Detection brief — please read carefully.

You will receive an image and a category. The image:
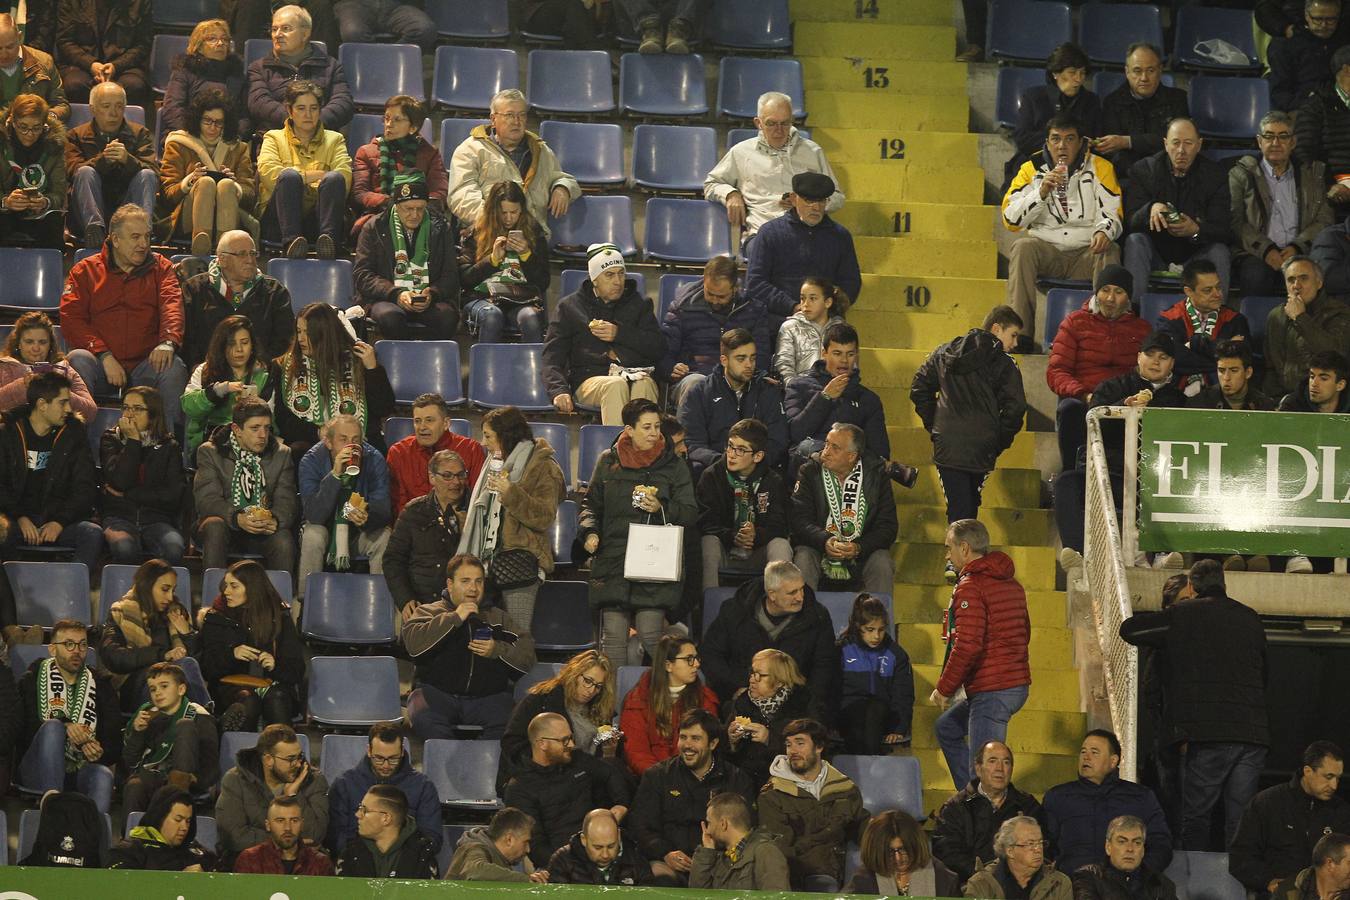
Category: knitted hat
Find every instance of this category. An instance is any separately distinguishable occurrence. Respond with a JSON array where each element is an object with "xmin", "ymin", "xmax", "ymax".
[
  {"xmin": 392, "ymin": 173, "xmax": 428, "ymax": 203},
  {"xmin": 1094, "ymin": 263, "xmax": 1133, "ymax": 299},
  {"xmin": 587, "ymin": 242, "xmax": 625, "ymax": 281}
]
